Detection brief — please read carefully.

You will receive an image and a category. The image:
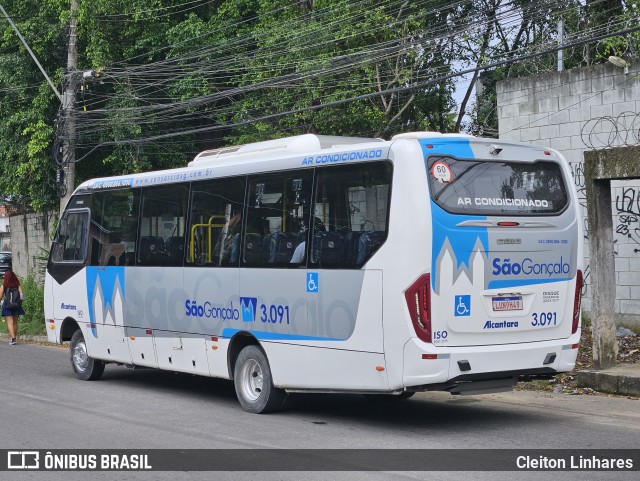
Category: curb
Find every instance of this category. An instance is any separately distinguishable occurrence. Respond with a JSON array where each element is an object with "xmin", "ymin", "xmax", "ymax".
[
  {"xmin": 576, "ymin": 365, "xmax": 640, "ymax": 397},
  {"xmin": 0, "ymin": 333, "xmax": 49, "ymax": 343}
]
